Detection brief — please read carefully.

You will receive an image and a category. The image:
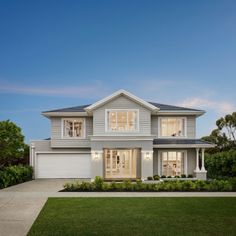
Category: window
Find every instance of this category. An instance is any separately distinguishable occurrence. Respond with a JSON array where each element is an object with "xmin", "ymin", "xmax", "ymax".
[
  {"xmin": 160, "ymin": 118, "xmax": 186, "ymax": 137},
  {"xmin": 106, "ymin": 110, "xmax": 138, "ymax": 132},
  {"xmin": 63, "ymin": 118, "xmax": 85, "ymax": 138},
  {"xmin": 161, "ymin": 151, "xmax": 185, "ymax": 176}
]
